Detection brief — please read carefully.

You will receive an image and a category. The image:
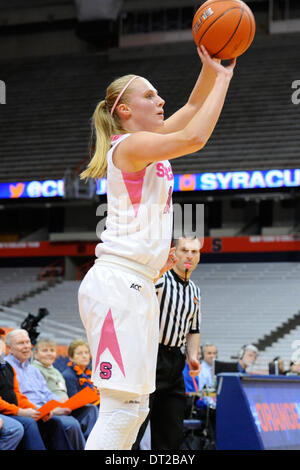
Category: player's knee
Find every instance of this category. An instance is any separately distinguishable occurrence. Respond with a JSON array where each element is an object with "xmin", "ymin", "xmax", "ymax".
[
  {"xmin": 85, "ymin": 408, "xmax": 140, "ymax": 450},
  {"xmin": 85, "ymin": 390, "xmax": 147, "ymax": 450}
]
